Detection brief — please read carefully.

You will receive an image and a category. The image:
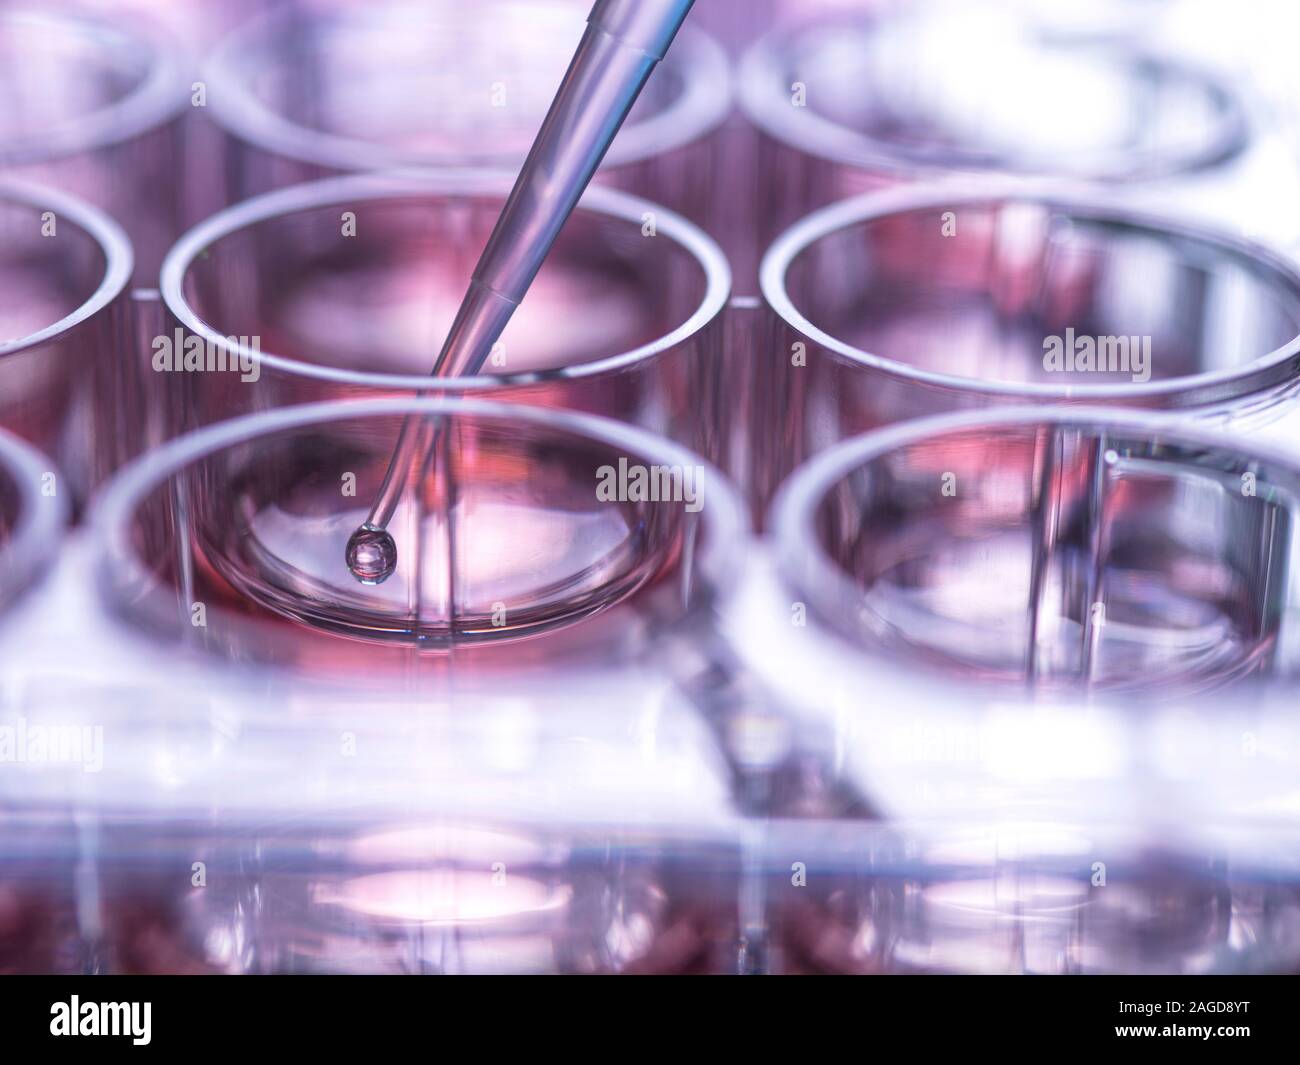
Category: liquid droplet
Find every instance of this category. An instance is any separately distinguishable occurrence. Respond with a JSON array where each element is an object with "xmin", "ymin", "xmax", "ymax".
[{"xmin": 346, "ymin": 524, "xmax": 398, "ymax": 585}]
